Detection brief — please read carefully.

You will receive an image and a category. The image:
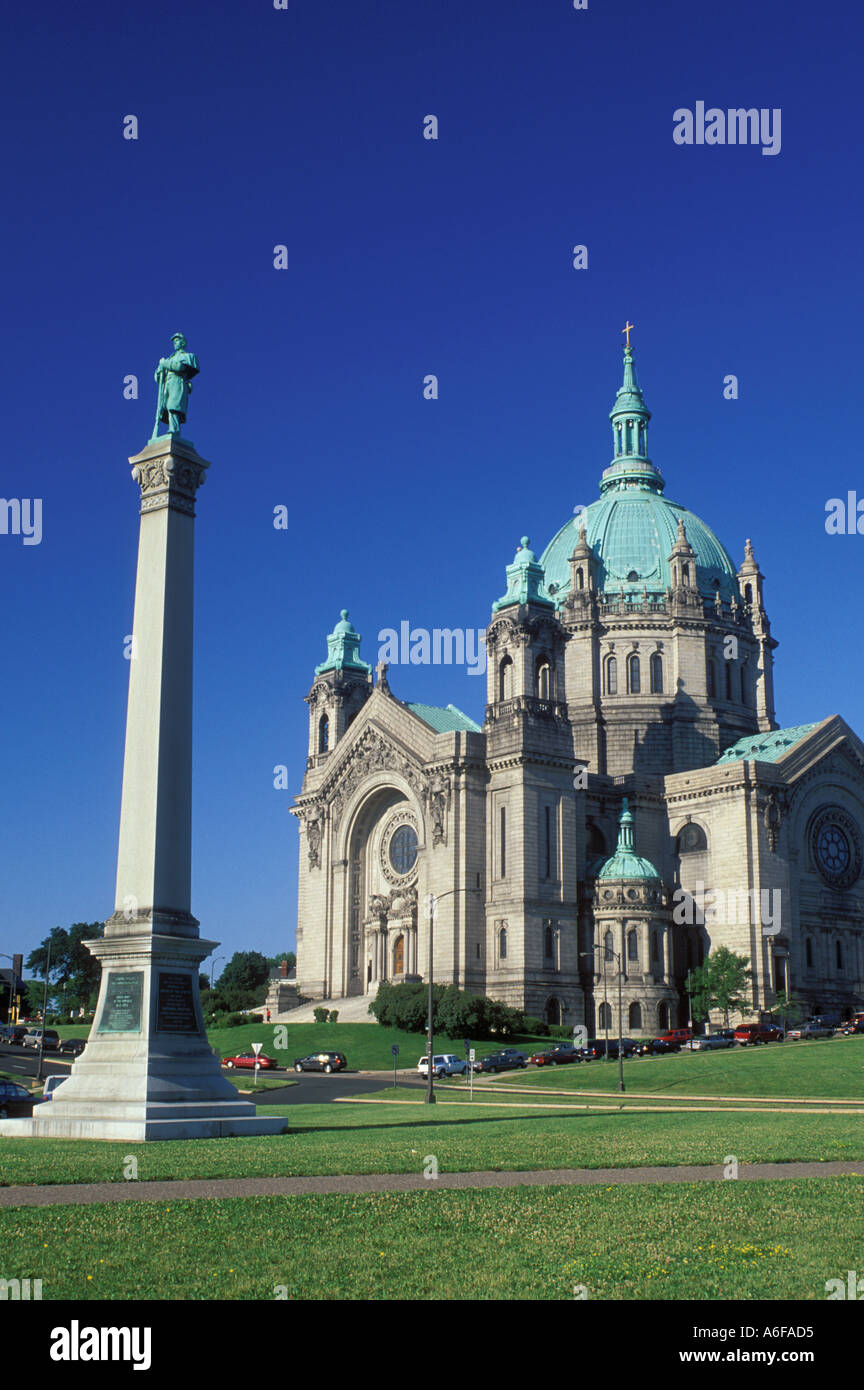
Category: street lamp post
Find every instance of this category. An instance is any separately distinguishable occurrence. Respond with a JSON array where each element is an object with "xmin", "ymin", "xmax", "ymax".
[
  {"xmin": 578, "ymin": 946, "xmax": 623, "ymax": 1090},
  {"xmin": 209, "ymin": 955, "xmax": 224, "ymax": 989},
  {"xmin": 36, "ymin": 938, "xmax": 52, "ymax": 1084},
  {"xmin": 425, "ymin": 887, "xmax": 480, "ymax": 1105}
]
